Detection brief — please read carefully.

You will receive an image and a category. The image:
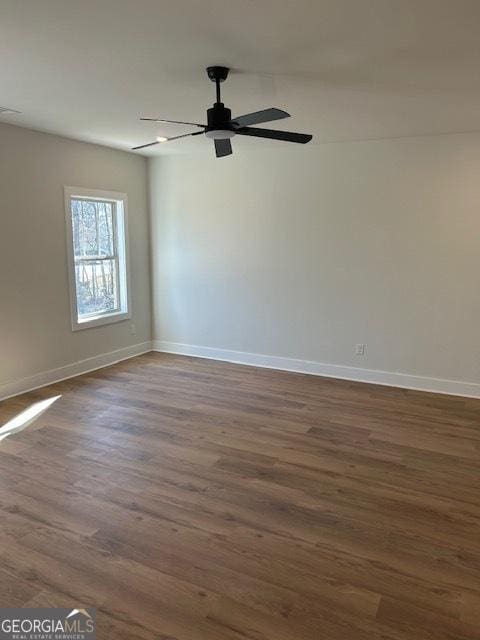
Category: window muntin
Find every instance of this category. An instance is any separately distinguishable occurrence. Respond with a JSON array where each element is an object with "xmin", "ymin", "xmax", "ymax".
[{"xmin": 65, "ymin": 188, "xmax": 130, "ymax": 330}]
